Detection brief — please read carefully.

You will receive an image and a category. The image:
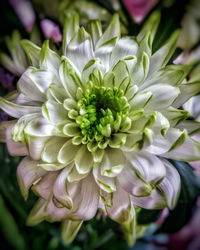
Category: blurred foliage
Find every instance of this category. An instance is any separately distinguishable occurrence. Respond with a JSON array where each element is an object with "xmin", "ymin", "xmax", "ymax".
[{"xmin": 0, "ymin": 0, "xmax": 200, "ymax": 249}]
